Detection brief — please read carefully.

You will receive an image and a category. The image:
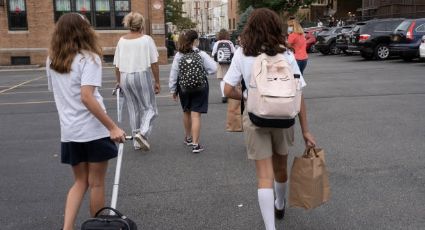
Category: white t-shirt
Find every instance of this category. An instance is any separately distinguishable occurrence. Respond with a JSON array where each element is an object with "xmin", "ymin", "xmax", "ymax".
[
  {"xmin": 47, "ymin": 52, "xmax": 110, "ymax": 142},
  {"xmin": 113, "ymin": 35, "xmax": 159, "ymax": 73},
  {"xmin": 168, "ymin": 48, "xmax": 217, "ymax": 93},
  {"xmin": 223, "ymin": 48, "xmax": 306, "ymax": 90},
  {"xmin": 211, "ymin": 40, "xmax": 236, "ymax": 57}
]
